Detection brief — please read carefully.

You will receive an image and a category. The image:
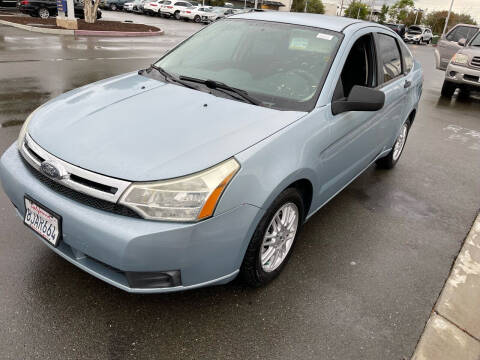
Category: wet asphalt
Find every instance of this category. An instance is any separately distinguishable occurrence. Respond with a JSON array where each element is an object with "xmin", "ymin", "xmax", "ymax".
[{"xmin": 1, "ymin": 11, "xmax": 480, "ymax": 360}]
